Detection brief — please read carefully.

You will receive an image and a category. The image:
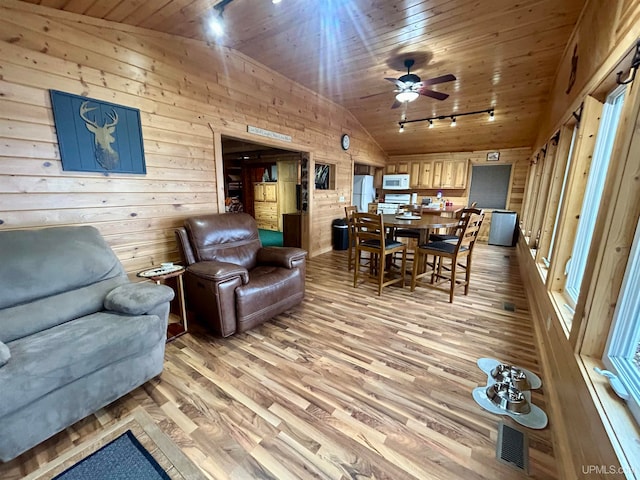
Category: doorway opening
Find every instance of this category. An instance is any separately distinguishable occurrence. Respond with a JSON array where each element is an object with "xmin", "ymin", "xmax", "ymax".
[{"xmin": 221, "ymin": 136, "xmax": 304, "ymax": 247}]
